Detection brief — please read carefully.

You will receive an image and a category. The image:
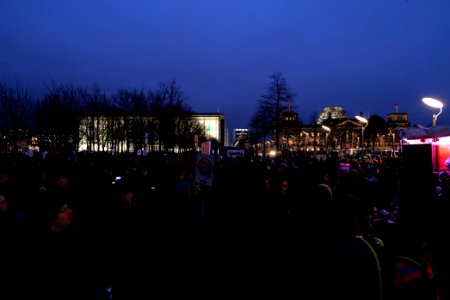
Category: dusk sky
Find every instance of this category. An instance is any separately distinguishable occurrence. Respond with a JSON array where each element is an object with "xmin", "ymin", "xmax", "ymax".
[{"xmin": 2, "ymin": 0, "xmax": 450, "ymax": 133}]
